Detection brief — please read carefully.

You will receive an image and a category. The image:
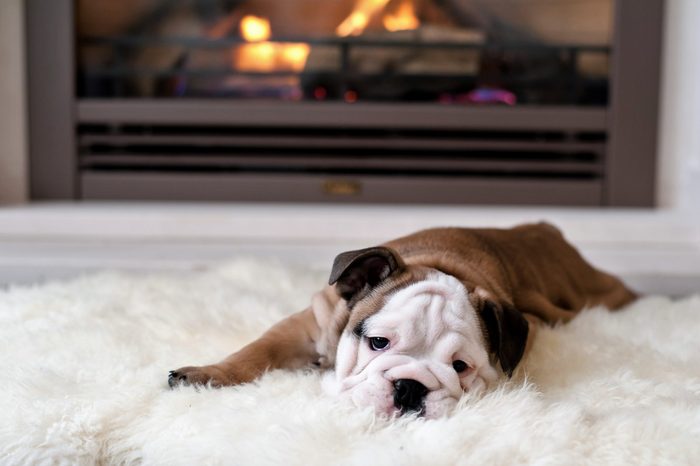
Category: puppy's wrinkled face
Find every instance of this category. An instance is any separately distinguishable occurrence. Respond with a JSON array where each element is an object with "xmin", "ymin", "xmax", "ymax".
[{"xmin": 323, "ymin": 269, "xmax": 499, "ymax": 419}]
